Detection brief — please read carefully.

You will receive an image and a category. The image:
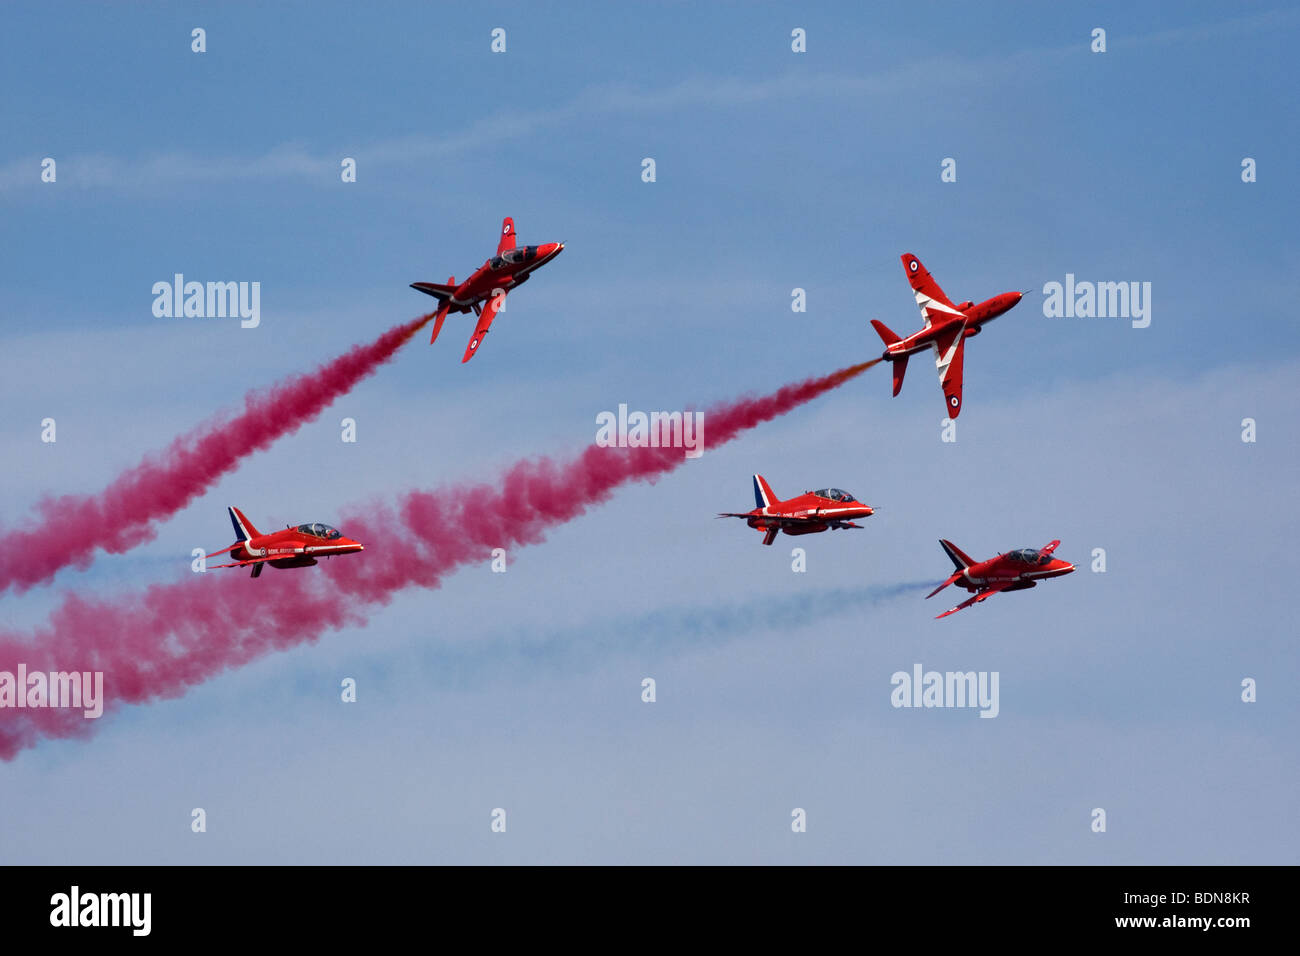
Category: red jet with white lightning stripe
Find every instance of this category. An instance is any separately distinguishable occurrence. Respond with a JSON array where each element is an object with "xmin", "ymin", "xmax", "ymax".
[
  {"xmin": 871, "ymin": 254, "xmax": 1023, "ymax": 417},
  {"xmin": 207, "ymin": 507, "xmax": 365, "ymax": 578},
  {"xmin": 719, "ymin": 474, "xmax": 874, "ymax": 546},
  {"xmin": 926, "ymin": 539, "xmax": 1074, "ymax": 618},
  {"xmin": 411, "ymin": 217, "xmax": 564, "ymax": 363}
]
